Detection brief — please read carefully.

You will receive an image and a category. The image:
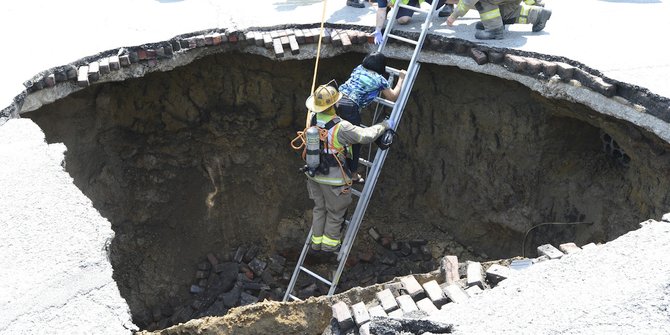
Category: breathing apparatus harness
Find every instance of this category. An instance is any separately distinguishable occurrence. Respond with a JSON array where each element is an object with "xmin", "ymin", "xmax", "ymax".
[{"xmin": 291, "ymin": 111, "xmax": 352, "ymax": 186}]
